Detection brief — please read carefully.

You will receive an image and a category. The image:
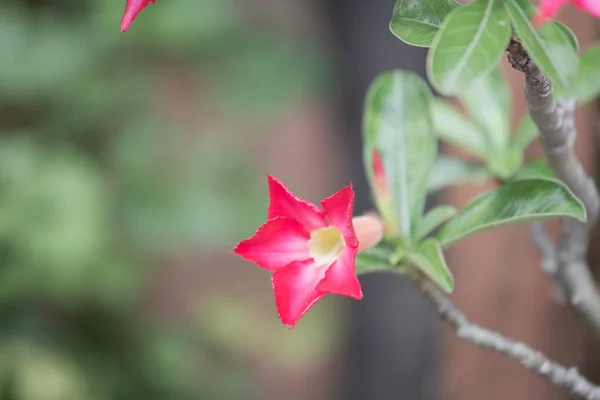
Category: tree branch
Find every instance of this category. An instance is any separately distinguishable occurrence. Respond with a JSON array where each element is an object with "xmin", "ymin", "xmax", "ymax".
[
  {"xmin": 530, "ymin": 222, "xmax": 570, "ymax": 304},
  {"xmin": 419, "ymin": 279, "xmax": 600, "ymax": 400},
  {"xmin": 507, "ymin": 39, "xmax": 600, "ymax": 335}
]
